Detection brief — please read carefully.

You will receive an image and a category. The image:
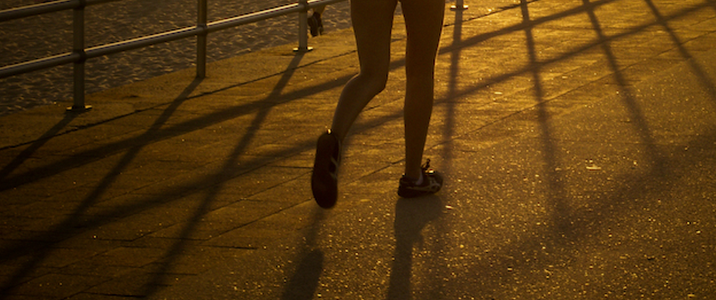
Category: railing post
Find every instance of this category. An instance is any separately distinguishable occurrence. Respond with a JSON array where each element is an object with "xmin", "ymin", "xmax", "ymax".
[
  {"xmin": 69, "ymin": 0, "xmax": 91, "ymax": 112},
  {"xmin": 197, "ymin": 0, "xmax": 207, "ymax": 78},
  {"xmin": 451, "ymin": 0, "xmax": 468, "ymax": 11},
  {"xmin": 293, "ymin": 0, "xmax": 313, "ymax": 53}
]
